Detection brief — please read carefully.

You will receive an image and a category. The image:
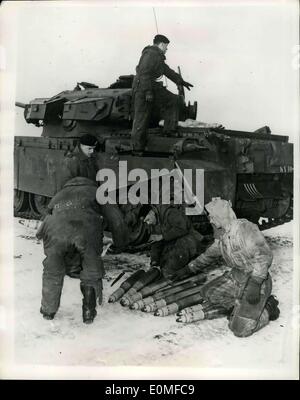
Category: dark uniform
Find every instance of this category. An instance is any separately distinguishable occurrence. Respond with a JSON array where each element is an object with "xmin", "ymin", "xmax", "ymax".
[
  {"xmin": 150, "ymin": 204, "xmax": 205, "ymax": 279},
  {"xmin": 60, "ymin": 139, "xmax": 99, "ymax": 277},
  {"xmin": 61, "ymin": 145, "xmax": 98, "ymax": 187},
  {"xmin": 37, "ymin": 177, "xmax": 104, "ymax": 324},
  {"xmin": 131, "ymin": 45, "xmax": 184, "ymax": 151}
]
